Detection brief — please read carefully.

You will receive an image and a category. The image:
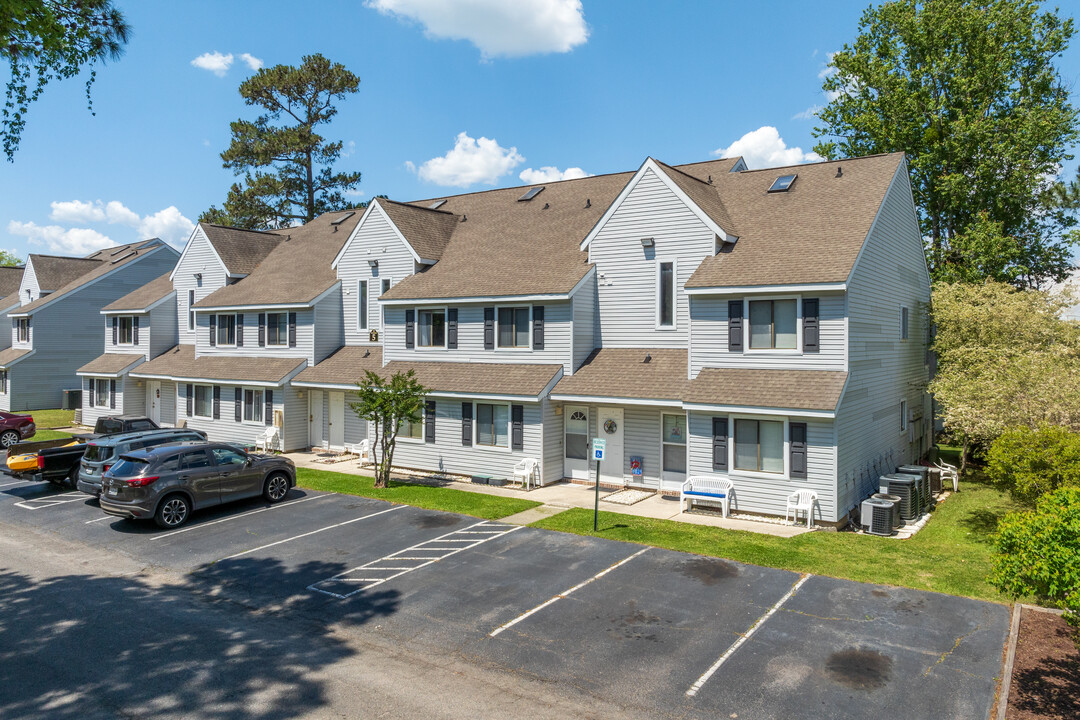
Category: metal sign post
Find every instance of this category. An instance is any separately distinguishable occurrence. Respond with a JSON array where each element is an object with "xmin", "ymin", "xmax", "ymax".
[{"xmin": 592, "ymin": 438, "xmax": 606, "ymax": 531}]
